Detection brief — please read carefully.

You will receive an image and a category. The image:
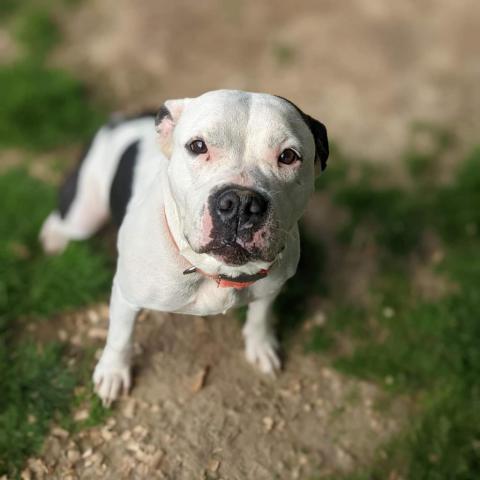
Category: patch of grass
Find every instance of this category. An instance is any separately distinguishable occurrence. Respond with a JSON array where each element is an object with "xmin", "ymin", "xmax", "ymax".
[
  {"xmin": 0, "ymin": 0, "xmax": 77, "ymax": 23},
  {"xmin": 272, "ymin": 42, "xmax": 296, "ymax": 66},
  {"xmin": 313, "ymin": 145, "xmax": 480, "ymax": 479},
  {"xmin": 14, "ymin": 6, "xmax": 61, "ymax": 61},
  {"xmin": 335, "ymin": 185, "xmax": 427, "ymax": 255},
  {"xmin": 327, "ymin": 306, "xmax": 370, "ymax": 337},
  {"xmin": 0, "ymin": 342, "xmax": 76, "ymax": 474},
  {"xmin": 0, "ymin": 62, "xmax": 104, "ymax": 151},
  {"xmin": 0, "ymin": 169, "xmax": 112, "ymax": 476},
  {"xmin": 307, "ymin": 324, "xmax": 335, "ymax": 352},
  {"xmin": 431, "ymin": 147, "xmax": 480, "ymax": 244},
  {"xmin": 0, "ymin": 0, "xmax": 22, "ymax": 20},
  {"xmin": 306, "ymin": 306, "xmax": 369, "ymax": 354},
  {"xmin": 0, "ymin": 0, "xmax": 105, "ymax": 152},
  {"xmin": 404, "ymin": 123, "xmax": 454, "ymax": 179}
]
